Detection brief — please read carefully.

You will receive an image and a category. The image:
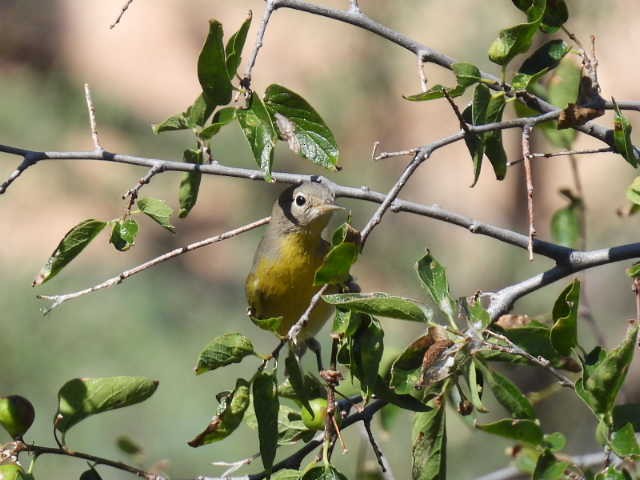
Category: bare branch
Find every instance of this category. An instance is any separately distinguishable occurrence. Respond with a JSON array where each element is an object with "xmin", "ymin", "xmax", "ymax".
[
  {"xmin": 374, "ymin": 147, "xmax": 419, "ymax": 161},
  {"xmin": 243, "ymin": 0, "xmax": 276, "ymax": 87},
  {"xmin": 287, "ymin": 284, "xmax": 330, "ymax": 343},
  {"xmin": 37, "ymin": 217, "xmax": 270, "ymax": 314},
  {"xmin": 211, "ymin": 453, "xmax": 260, "ymax": 478},
  {"xmin": 521, "ymin": 123, "xmax": 536, "ymax": 261},
  {"xmin": 123, "ymin": 163, "xmax": 165, "ymax": 210},
  {"xmin": 507, "ymin": 147, "xmax": 613, "ymax": 166},
  {"xmin": 110, "ymin": 0, "xmax": 135, "ymax": 29},
  {"xmin": 84, "ymin": 84, "xmax": 103, "ymax": 152},
  {"xmin": 417, "ymin": 51, "xmax": 428, "ymax": 92}
]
